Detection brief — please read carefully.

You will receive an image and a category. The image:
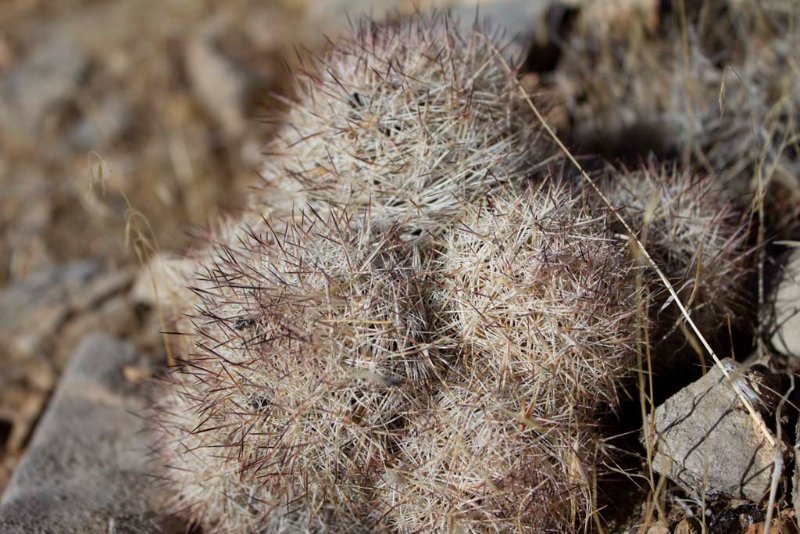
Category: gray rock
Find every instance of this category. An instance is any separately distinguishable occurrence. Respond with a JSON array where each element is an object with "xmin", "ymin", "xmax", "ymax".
[
  {"xmin": 770, "ymin": 250, "xmax": 800, "ymax": 361},
  {"xmin": 0, "ymin": 261, "xmax": 137, "ymax": 366},
  {"xmin": 305, "ymin": 0, "xmax": 405, "ymax": 30},
  {"xmin": 0, "ymin": 334, "xmax": 174, "ymax": 533},
  {"xmin": 0, "ymin": 260, "xmax": 104, "ymax": 361},
  {"xmin": 303, "ymin": 0, "xmax": 546, "ymax": 63},
  {"xmin": 68, "ymin": 95, "xmax": 133, "ymax": 151},
  {"xmin": 451, "ymin": 0, "xmax": 548, "ymax": 61},
  {"xmin": 0, "ymin": 261, "xmax": 103, "ymax": 321},
  {"xmin": 108, "ymin": 512, "xmax": 184, "ymax": 534},
  {"xmin": 647, "ymin": 359, "xmax": 781, "ymax": 501}
]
